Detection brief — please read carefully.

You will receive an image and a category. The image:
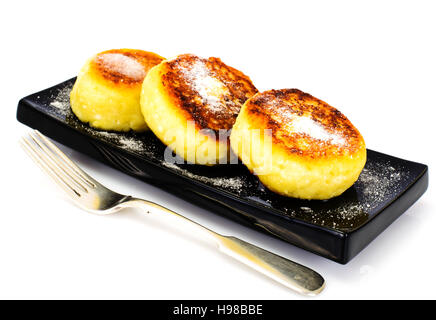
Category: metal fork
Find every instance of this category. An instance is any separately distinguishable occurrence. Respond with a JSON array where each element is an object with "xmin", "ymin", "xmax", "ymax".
[{"xmin": 20, "ymin": 130, "xmax": 325, "ymax": 296}]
